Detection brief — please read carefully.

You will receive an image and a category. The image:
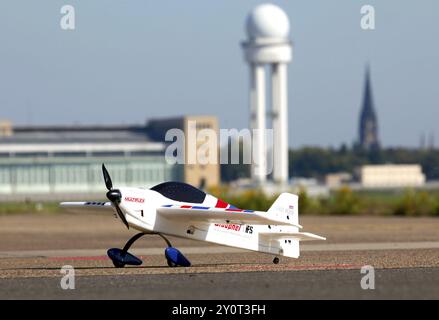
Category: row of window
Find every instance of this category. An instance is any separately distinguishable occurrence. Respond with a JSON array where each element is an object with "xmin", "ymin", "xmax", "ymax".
[
  {"xmin": 0, "ymin": 151, "xmax": 161, "ymax": 158},
  {"xmin": 0, "ymin": 164, "xmax": 180, "ymax": 185}
]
